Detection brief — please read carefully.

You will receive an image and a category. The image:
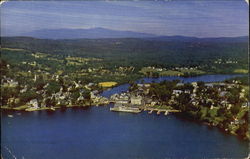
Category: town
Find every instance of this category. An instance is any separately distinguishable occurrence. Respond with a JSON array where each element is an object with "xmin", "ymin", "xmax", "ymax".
[
  {"xmin": 109, "ymin": 79, "xmax": 249, "ymax": 139},
  {"xmin": 1, "ymin": 74, "xmax": 110, "ymax": 111}
]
